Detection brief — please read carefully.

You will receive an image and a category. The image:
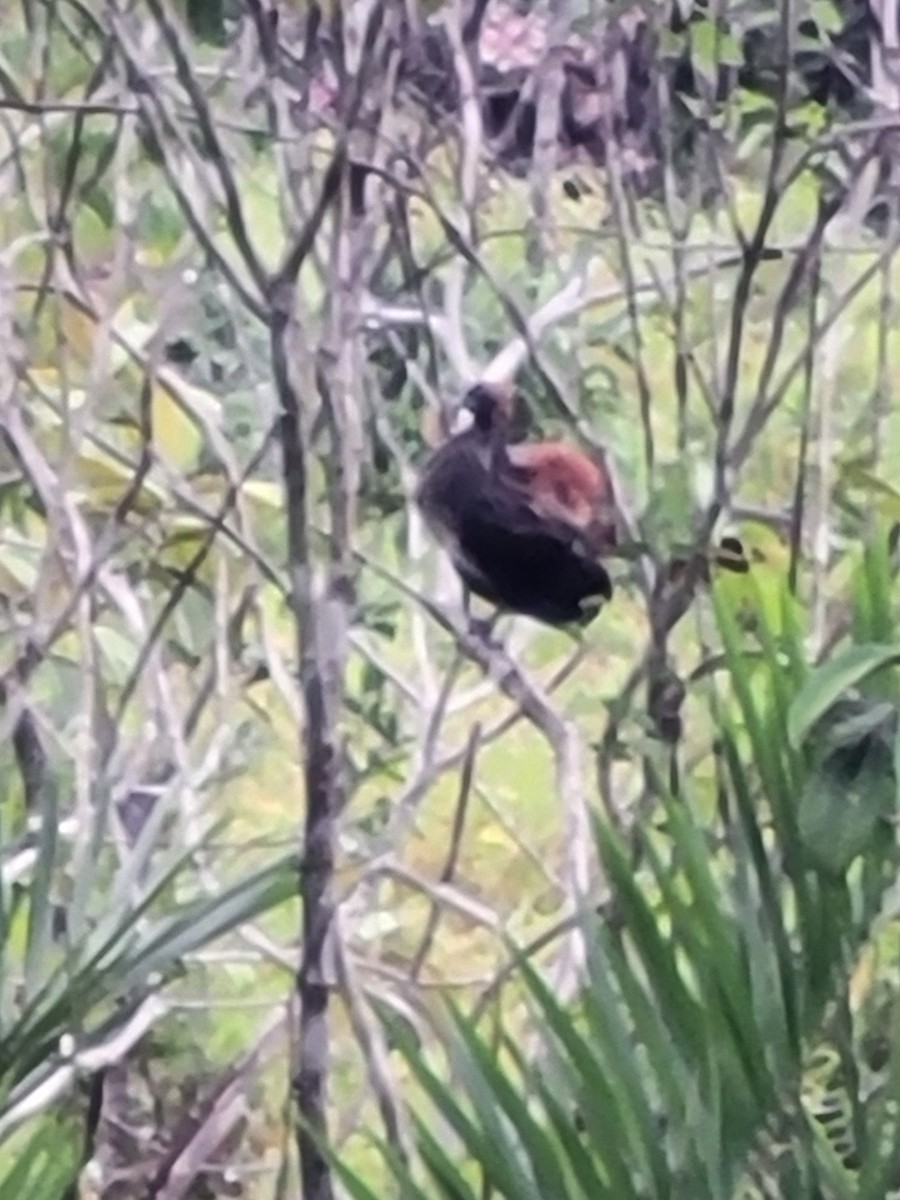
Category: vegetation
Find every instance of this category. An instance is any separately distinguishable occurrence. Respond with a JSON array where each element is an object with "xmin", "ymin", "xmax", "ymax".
[{"xmin": 2, "ymin": 1, "xmax": 900, "ymax": 1197}]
